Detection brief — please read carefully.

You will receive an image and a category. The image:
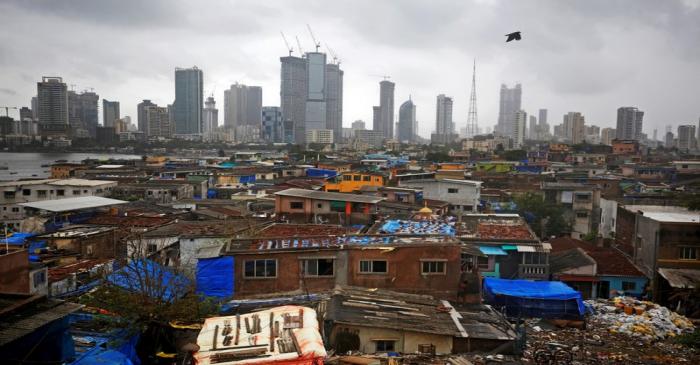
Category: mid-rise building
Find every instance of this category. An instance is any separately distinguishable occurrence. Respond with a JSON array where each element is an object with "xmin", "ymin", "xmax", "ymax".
[
  {"xmin": 37, "ymin": 77, "xmax": 69, "ymax": 137},
  {"xmin": 677, "ymin": 125, "xmax": 697, "ymax": 151},
  {"xmin": 616, "ymin": 107, "xmax": 644, "ymax": 141},
  {"xmin": 305, "ymin": 129, "xmax": 333, "ymax": 144},
  {"xmin": 262, "ymin": 106, "xmax": 283, "ymax": 143},
  {"xmin": 173, "ymin": 66, "xmax": 203, "ymax": 135},
  {"xmin": 435, "ymin": 94, "xmax": 454, "ymax": 136},
  {"xmin": 397, "ymin": 98, "xmax": 416, "ymax": 143},
  {"xmin": 496, "ymin": 83, "xmax": 522, "ymax": 139},
  {"xmin": 601, "ymin": 128, "xmax": 616, "ymax": 145},
  {"xmin": 352, "ymin": 120, "xmax": 365, "ymax": 131},
  {"xmin": 355, "ymin": 129, "xmax": 384, "ymax": 148},
  {"xmin": 67, "ymin": 90, "xmax": 99, "ymax": 138},
  {"xmin": 224, "ymin": 83, "xmax": 262, "ymax": 142},
  {"xmin": 102, "ymin": 99, "xmax": 120, "ymax": 128},
  {"xmin": 325, "ymin": 63, "xmax": 343, "ymax": 141},
  {"xmin": 146, "ymin": 105, "xmax": 172, "ymax": 138}
]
